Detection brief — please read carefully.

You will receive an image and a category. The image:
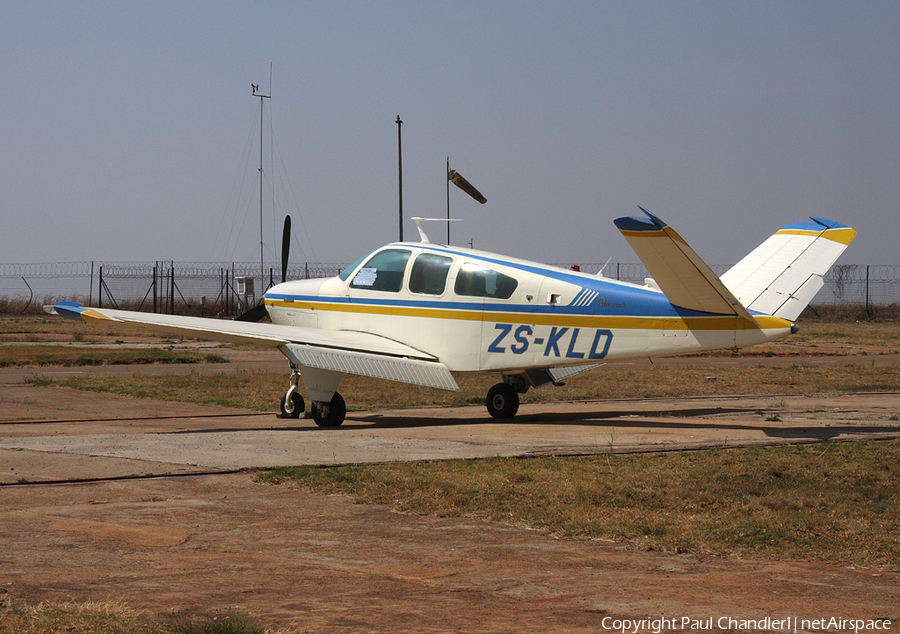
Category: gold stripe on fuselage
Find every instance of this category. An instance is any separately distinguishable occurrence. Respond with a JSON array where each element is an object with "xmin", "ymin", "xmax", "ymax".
[{"xmin": 266, "ymin": 299, "xmax": 791, "ymax": 331}]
